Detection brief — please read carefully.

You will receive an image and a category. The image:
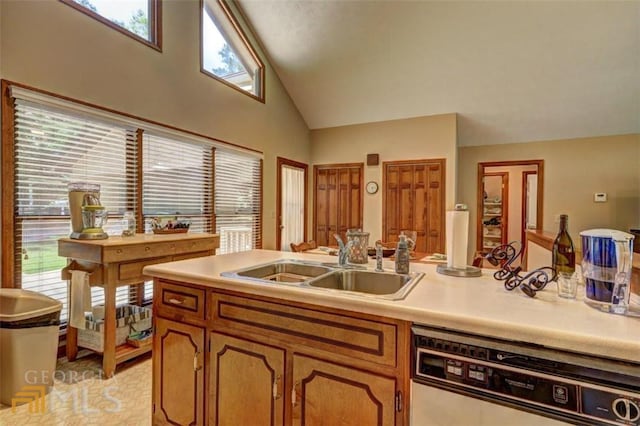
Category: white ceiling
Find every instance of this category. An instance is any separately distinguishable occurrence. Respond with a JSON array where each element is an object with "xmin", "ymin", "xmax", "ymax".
[{"xmin": 238, "ymin": 0, "xmax": 639, "ymax": 146}]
